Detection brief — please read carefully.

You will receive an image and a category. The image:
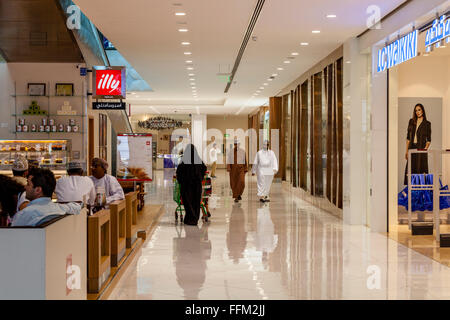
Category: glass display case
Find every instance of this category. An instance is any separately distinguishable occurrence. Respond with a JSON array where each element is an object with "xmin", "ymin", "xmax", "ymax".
[{"xmin": 0, "ymin": 140, "xmax": 71, "ymax": 171}]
